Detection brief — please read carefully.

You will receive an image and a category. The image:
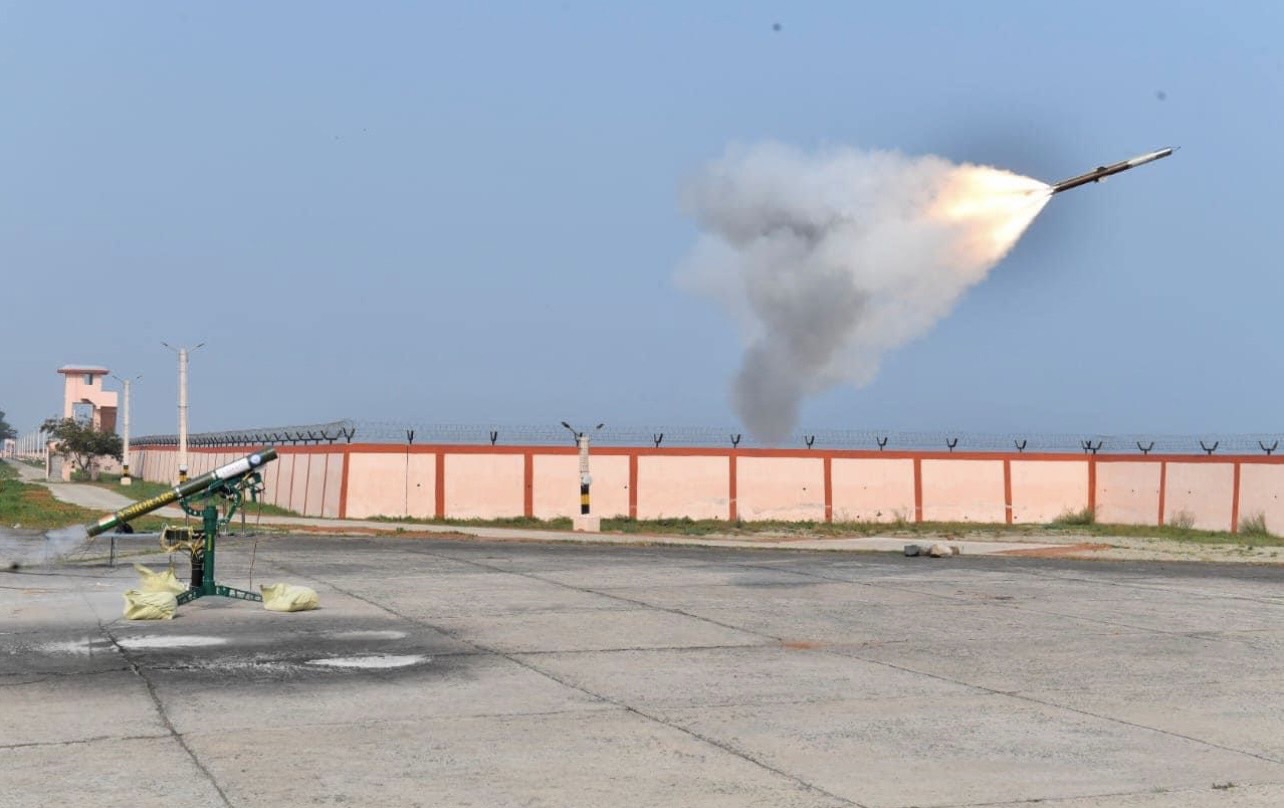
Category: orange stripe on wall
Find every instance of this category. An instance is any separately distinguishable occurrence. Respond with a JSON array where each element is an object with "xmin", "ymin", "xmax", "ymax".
[
  {"xmin": 302, "ymin": 454, "xmax": 313, "ymax": 516},
  {"xmin": 1157, "ymin": 461, "xmax": 1167, "ymax": 526},
  {"xmin": 286, "ymin": 454, "xmax": 297, "ymax": 512},
  {"xmin": 1087, "ymin": 458, "xmax": 1097, "ymax": 515},
  {"xmin": 523, "ymin": 452, "xmax": 533, "ymax": 519},
  {"xmin": 729, "ymin": 453, "xmax": 738, "ymax": 522},
  {"xmin": 338, "ymin": 447, "xmax": 351, "ymax": 519},
  {"xmin": 1231, "ymin": 461, "xmax": 1242, "ymax": 534},
  {"xmin": 823, "ymin": 456, "xmax": 833, "ymax": 523},
  {"xmin": 913, "ymin": 458, "xmax": 923, "ymax": 523},
  {"xmin": 319, "ymin": 453, "xmax": 330, "ymax": 518},
  {"xmin": 628, "ymin": 452, "xmax": 638, "ymax": 520},
  {"xmin": 1003, "ymin": 459, "xmax": 1013, "ymax": 525},
  {"xmin": 435, "ymin": 453, "xmax": 445, "ymax": 519}
]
